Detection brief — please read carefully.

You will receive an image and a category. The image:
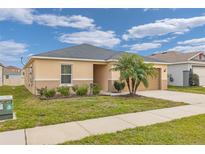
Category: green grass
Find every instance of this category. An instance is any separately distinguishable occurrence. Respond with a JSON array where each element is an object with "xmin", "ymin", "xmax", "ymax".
[
  {"xmin": 168, "ymin": 85, "xmax": 205, "ymax": 94},
  {"xmin": 64, "ymin": 114, "xmax": 205, "ymax": 145},
  {"xmin": 0, "ymin": 86, "xmax": 186, "ymax": 132}
]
